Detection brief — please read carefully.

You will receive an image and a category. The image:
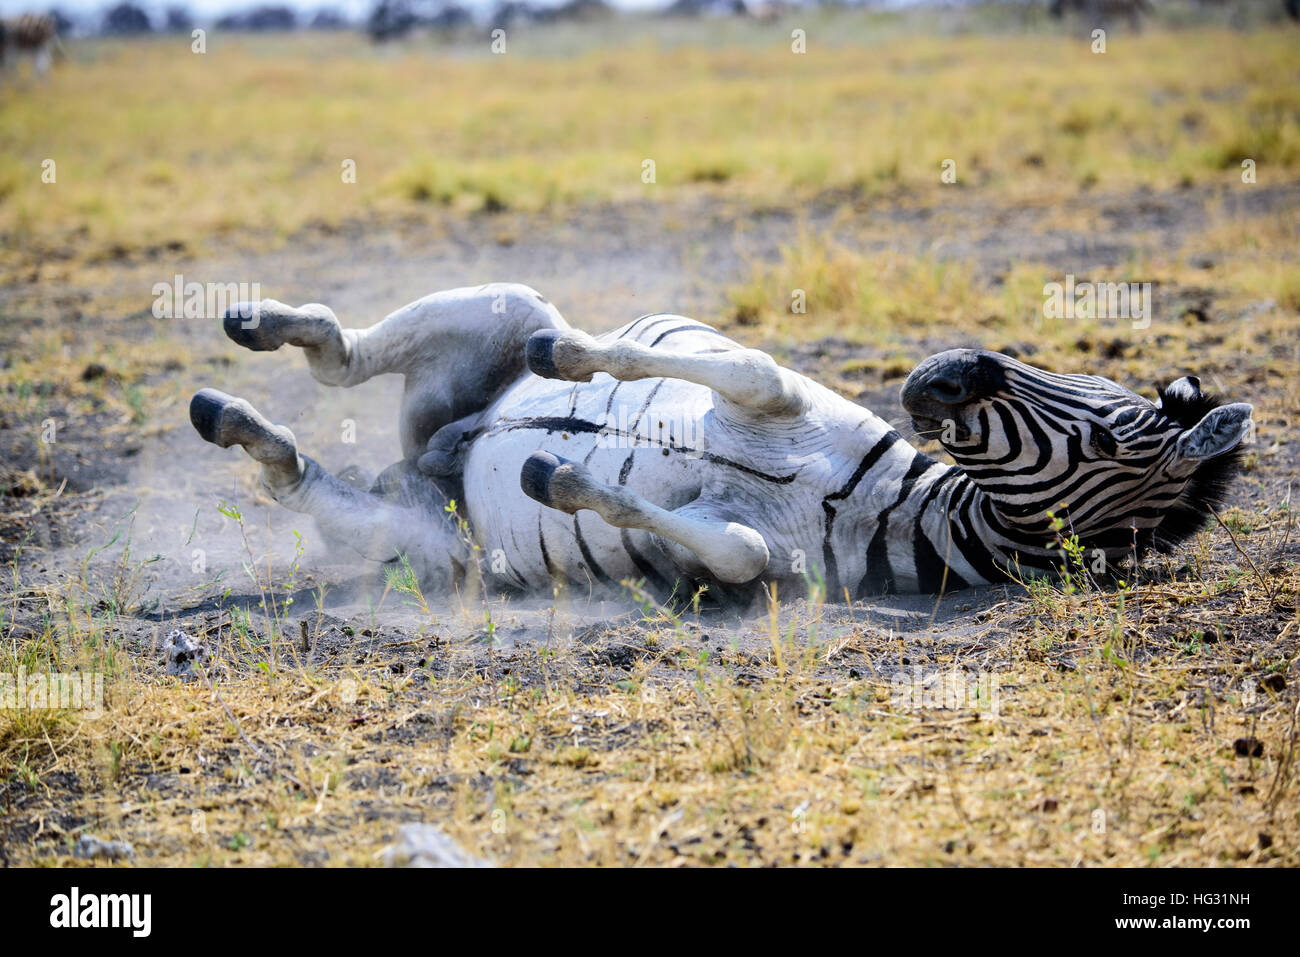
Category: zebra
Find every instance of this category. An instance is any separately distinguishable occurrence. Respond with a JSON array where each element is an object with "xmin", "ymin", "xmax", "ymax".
[
  {"xmin": 0, "ymin": 13, "xmax": 61, "ymax": 77},
  {"xmin": 189, "ymin": 284, "xmax": 1253, "ymax": 605},
  {"xmin": 1048, "ymin": 0, "xmax": 1152, "ymax": 29}
]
